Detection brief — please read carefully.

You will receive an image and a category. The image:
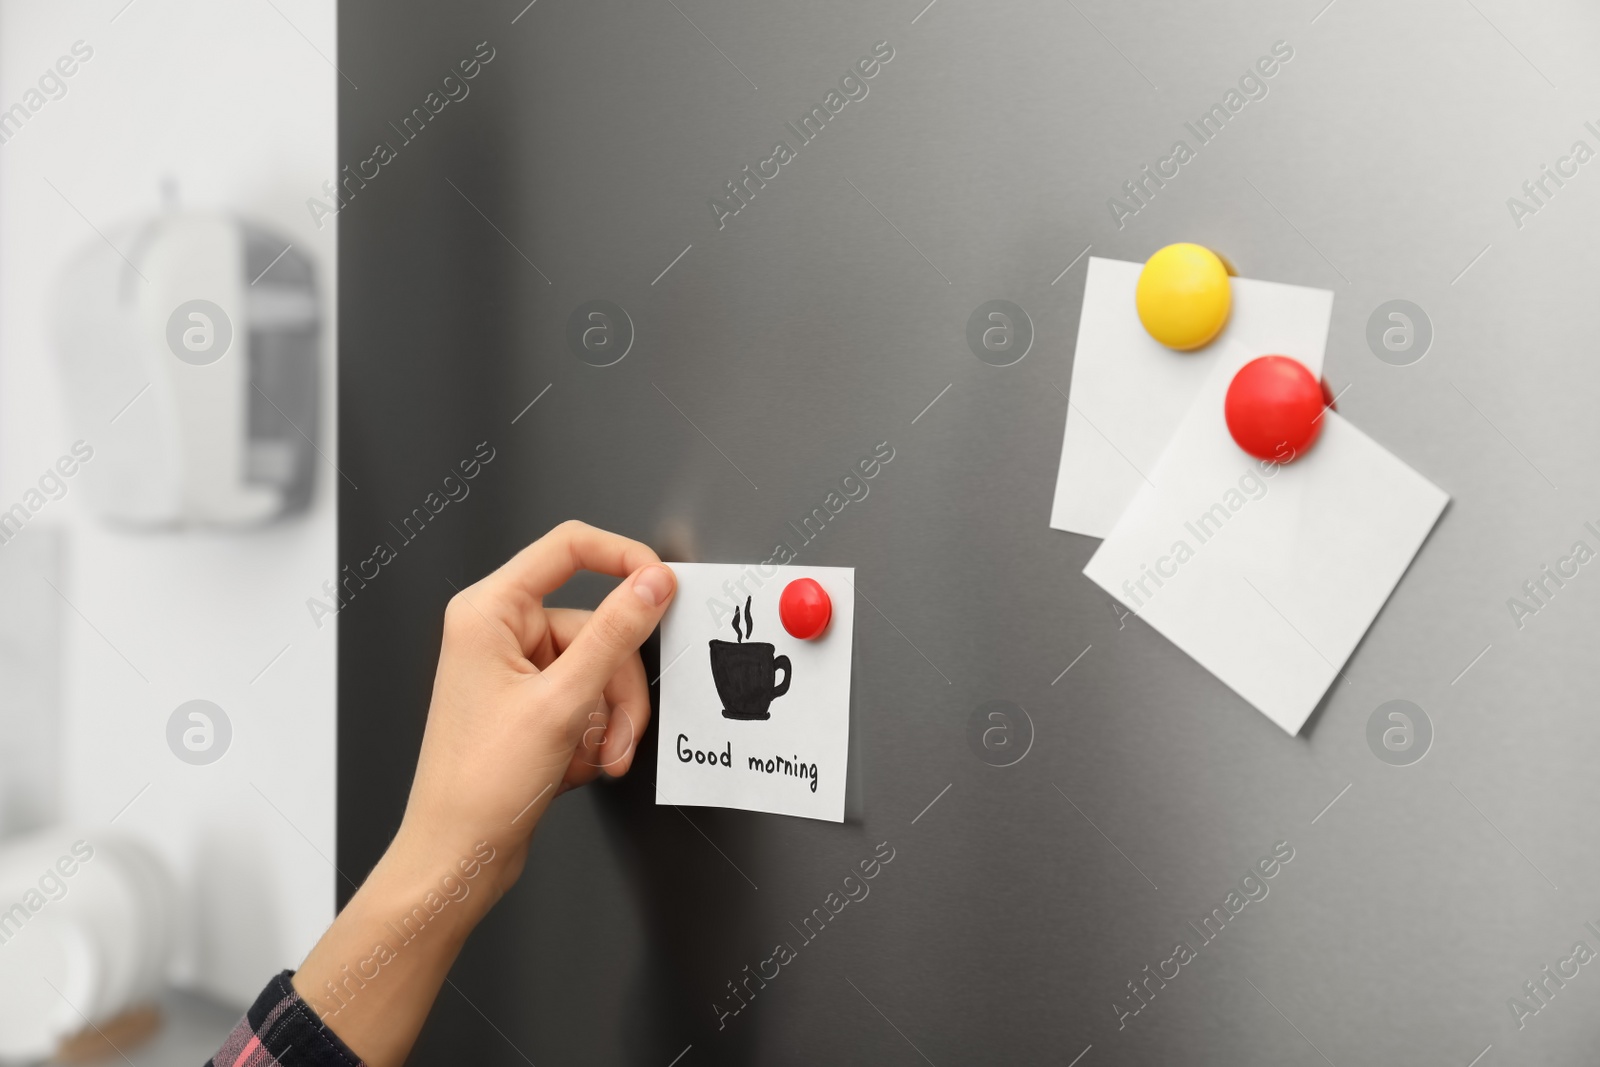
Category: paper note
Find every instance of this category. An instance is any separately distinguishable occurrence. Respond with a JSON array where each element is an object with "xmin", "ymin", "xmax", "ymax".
[
  {"xmin": 656, "ymin": 563, "xmax": 855, "ymax": 822},
  {"xmin": 1082, "ymin": 350, "xmax": 1448, "ymax": 735},
  {"xmin": 1050, "ymin": 257, "xmax": 1333, "ymax": 539}
]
